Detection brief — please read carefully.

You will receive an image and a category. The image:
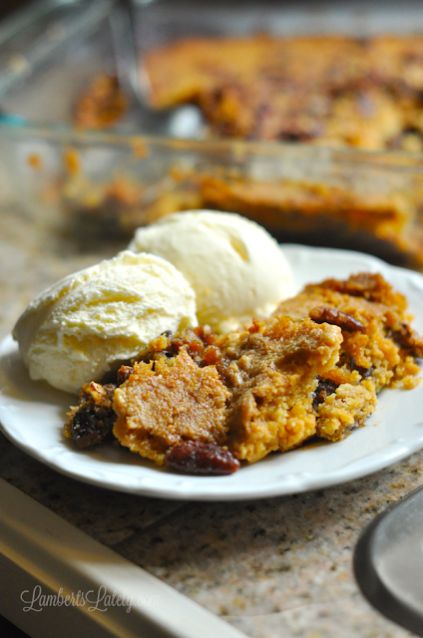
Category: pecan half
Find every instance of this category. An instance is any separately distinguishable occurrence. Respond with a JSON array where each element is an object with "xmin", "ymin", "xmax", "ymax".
[
  {"xmin": 309, "ymin": 306, "xmax": 365, "ymax": 332},
  {"xmin": 165, "ymin": 441, "xmax": 240, "ymax": 475}
]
